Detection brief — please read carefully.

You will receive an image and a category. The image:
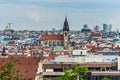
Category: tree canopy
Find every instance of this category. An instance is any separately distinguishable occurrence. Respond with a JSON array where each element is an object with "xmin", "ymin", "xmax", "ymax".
[
  {"xmin": 57, "ymin": 65, "xmax": 88, "ymax": 80},
  {"xmin": 102, "ymin": 77, "xmax": 110, "ymax": 80}
]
